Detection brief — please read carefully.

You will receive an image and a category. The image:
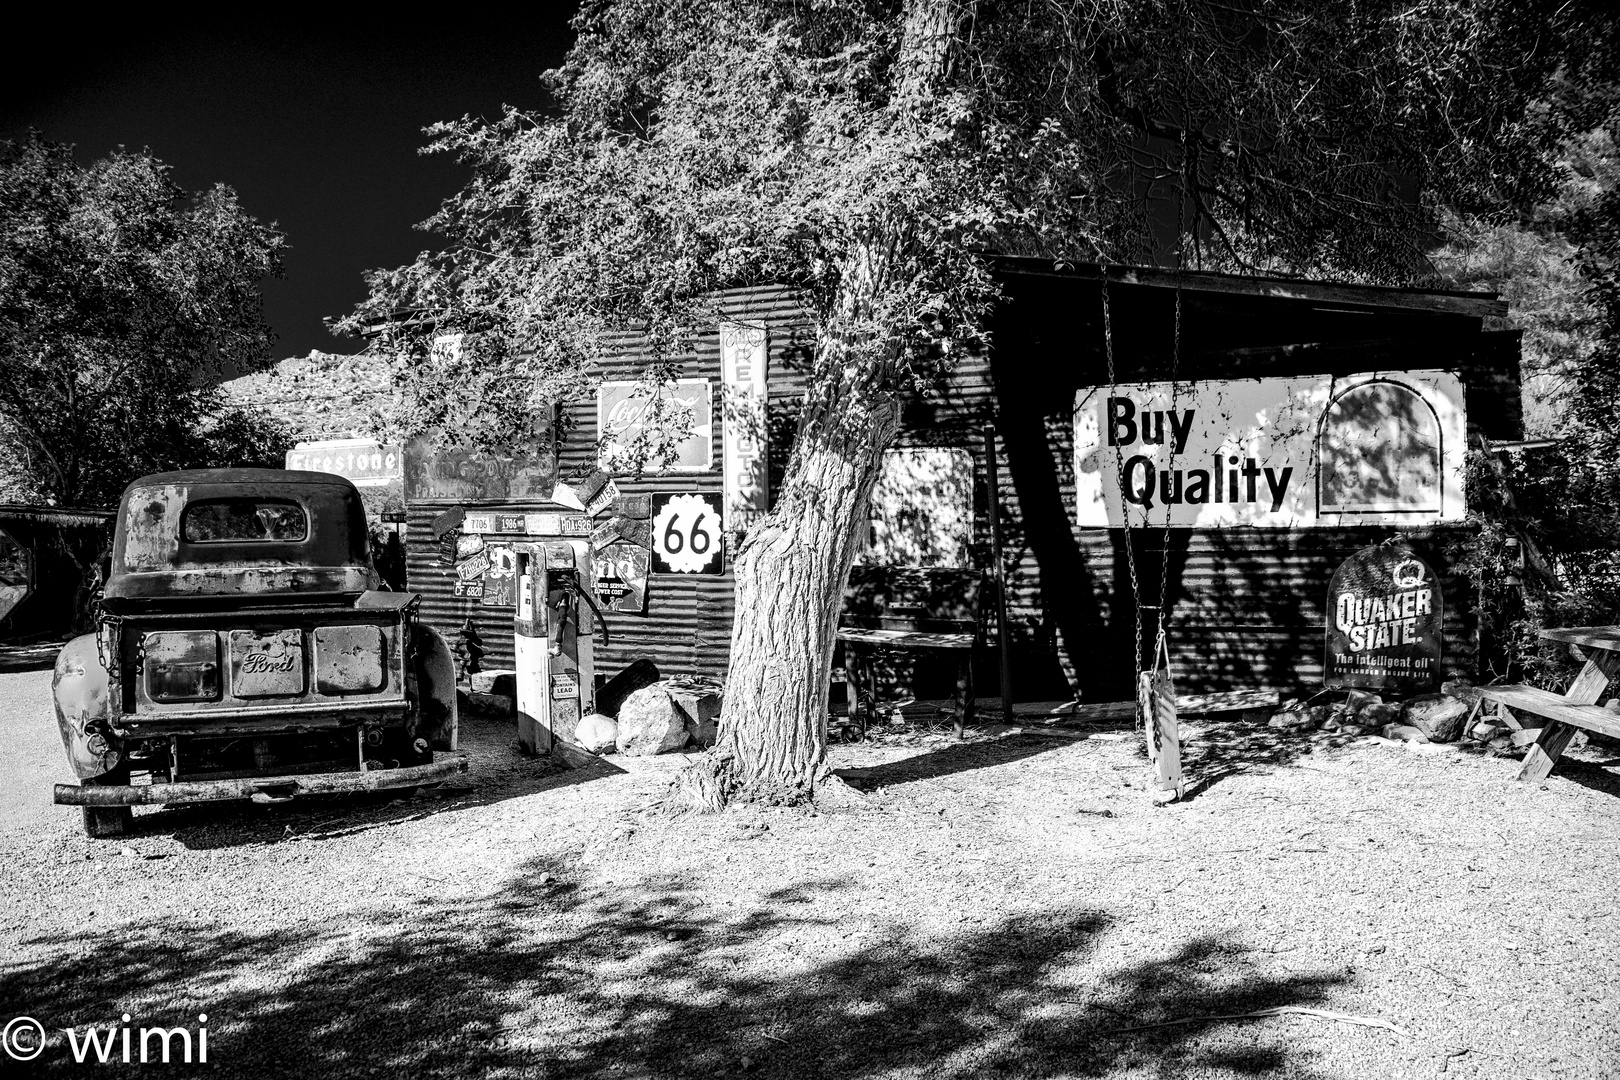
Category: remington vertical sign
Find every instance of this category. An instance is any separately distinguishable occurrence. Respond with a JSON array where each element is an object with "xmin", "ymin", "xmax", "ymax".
[
  {"xmin": 1325, "ymin": 543, "xmax": 1442, "ymax": 692},
  {"xmin": 720, "ymin": 321, "xmax": 769, "ymax": 541}
]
